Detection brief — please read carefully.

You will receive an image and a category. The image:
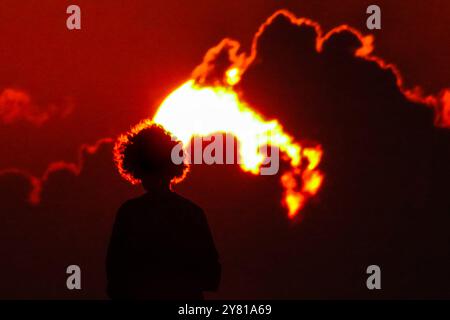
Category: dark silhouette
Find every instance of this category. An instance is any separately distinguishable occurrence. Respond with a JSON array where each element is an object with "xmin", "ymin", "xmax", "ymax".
[{"xmin": 106, "ymin": 124, "xmax": 221, "ymax": 299}]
